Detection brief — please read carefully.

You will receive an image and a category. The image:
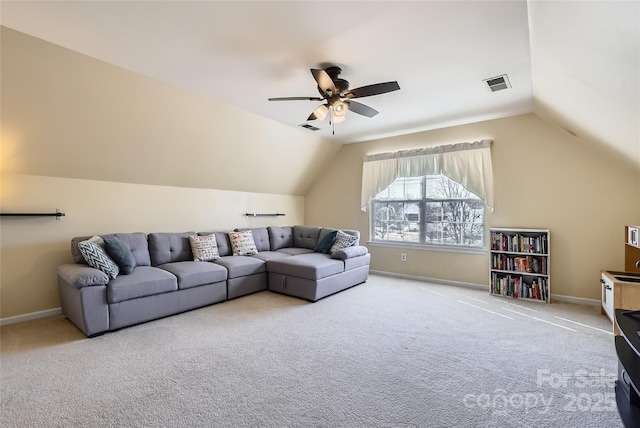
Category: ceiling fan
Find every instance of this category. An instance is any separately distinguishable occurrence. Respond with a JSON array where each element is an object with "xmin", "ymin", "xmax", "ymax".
[{"xmin": 268, "ymin": 66, "xmax": 400, "ymax": 130}]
